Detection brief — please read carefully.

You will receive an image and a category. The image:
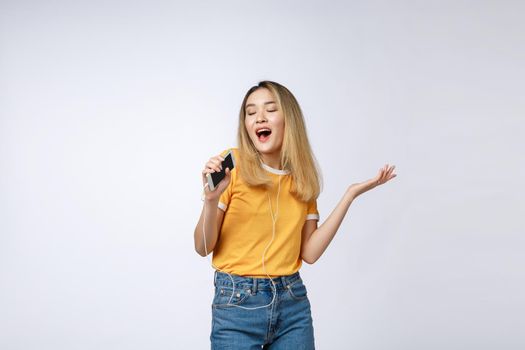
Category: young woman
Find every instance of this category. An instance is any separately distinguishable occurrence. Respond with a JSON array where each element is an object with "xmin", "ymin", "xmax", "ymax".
[{"xmin": 194, "ymin": 81, "xmax": 396, "ymax": 349}]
